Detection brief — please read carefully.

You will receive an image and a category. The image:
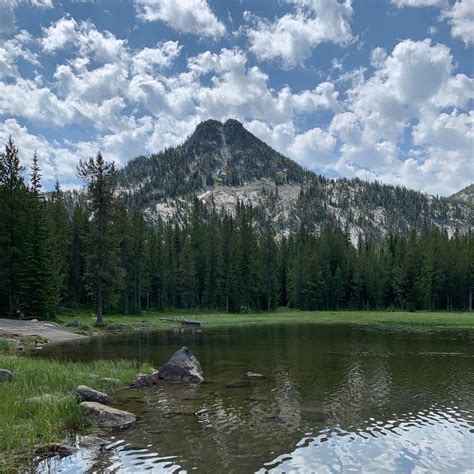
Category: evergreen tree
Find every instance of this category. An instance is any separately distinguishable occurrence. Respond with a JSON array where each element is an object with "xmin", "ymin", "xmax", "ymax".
[
  {"xmin": 77, "ymin": 152, "xmax": 124, "ymax": 325},
  {"xmin": 20, "ymin": 152, "xmax": 57, "ymax": 319},
  {"xmin": 0, "ymin": 137, "xmax": 28, "ymax": 315}
]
